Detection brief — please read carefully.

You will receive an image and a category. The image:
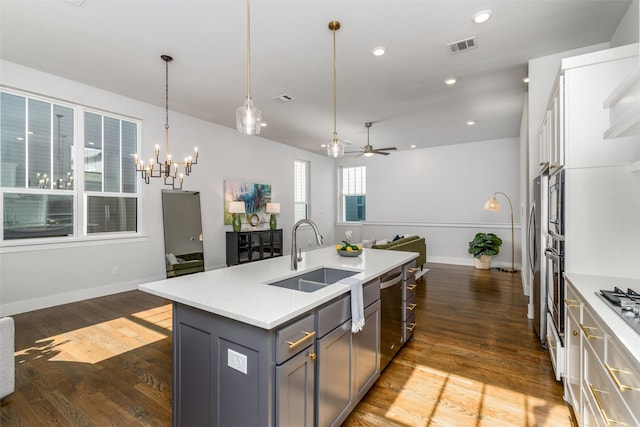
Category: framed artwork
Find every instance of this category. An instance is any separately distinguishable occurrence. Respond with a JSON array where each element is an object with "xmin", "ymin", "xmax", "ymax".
[{"xmin": 224, "ymin": 181, "xmax": 272, "ymax": 225}]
